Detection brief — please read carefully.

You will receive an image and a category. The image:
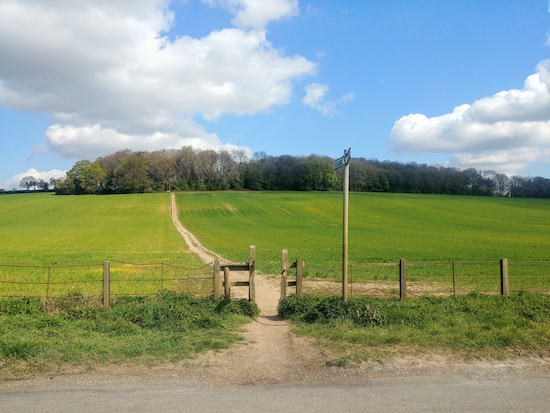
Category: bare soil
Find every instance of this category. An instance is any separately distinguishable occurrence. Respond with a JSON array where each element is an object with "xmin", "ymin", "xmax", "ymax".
[{"xmin": 1, "ymin": 194, "xmax": 548, "ymax": 389}]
